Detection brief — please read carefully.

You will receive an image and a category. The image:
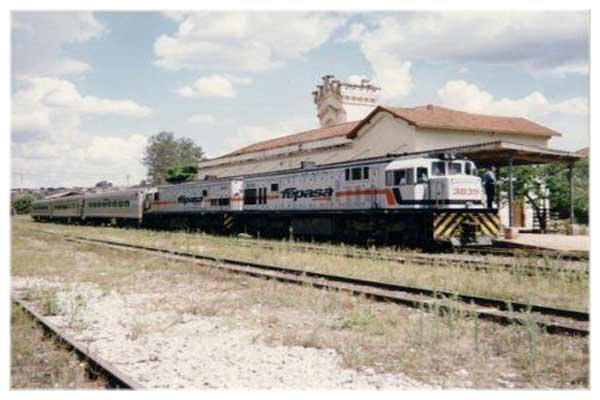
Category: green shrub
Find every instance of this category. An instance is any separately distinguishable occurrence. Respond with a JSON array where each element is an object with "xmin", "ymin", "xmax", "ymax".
[{"xmin": 12, "ymin": 195, "xmax": 35, "ymax": 215}]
